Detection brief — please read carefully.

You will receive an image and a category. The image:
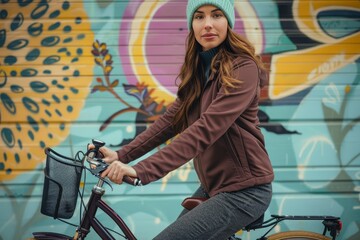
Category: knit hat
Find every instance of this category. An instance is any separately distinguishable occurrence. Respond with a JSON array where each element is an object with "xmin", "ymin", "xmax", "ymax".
[{"xmin": 186, "ymin": 0, "xmax": 235, "ymax": 30}]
